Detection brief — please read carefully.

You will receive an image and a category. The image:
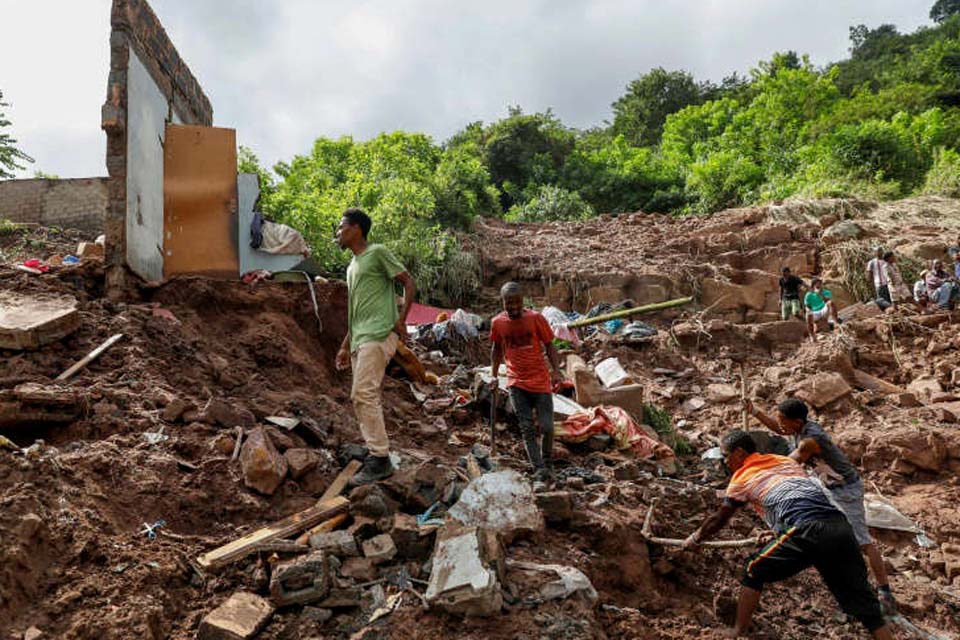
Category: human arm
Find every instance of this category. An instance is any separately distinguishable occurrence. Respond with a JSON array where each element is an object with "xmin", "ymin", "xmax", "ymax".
[
  {"xmin": 743, "ymin": 399, "xmax": 785, "ymax": 434},
  {"xmin": 336, "ymin": 332, "xmax": 351, "ymax": 371},
  {"xmin": 535, "ymin": 314, "xmax": 564, "ymax": 385},
  {"xmin": 544, "ymin": 340, "xmax": 564, "ymax": 386},
  {"xmin": 490, "ymin": 341, "xmax": 504, "ymax": 391},
  {"xmin": 789, "ymin": 437, "xmax": 821, "ymax": 465},
  {"xmin": 682, "ymin": 501, "xmax": 741, "ymax": 549},
  {"xmin": 393, "ymin": 271, "xmax": 416, "ymax": 339}
]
